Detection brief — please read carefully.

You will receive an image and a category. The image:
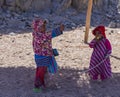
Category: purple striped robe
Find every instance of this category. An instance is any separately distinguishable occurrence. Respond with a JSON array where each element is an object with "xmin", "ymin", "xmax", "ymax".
[{"xmin": 89, "ymin": 38, "xmax": 112, "ymax": 80}]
